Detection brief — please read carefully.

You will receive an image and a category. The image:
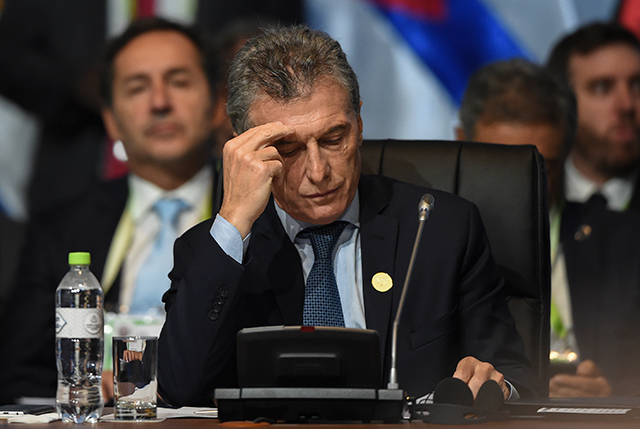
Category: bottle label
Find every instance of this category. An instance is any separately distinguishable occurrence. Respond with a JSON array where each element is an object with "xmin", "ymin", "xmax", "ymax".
[{"xmin": 56, "ymin": 308, "xmax": 104, "ymax": 338}]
